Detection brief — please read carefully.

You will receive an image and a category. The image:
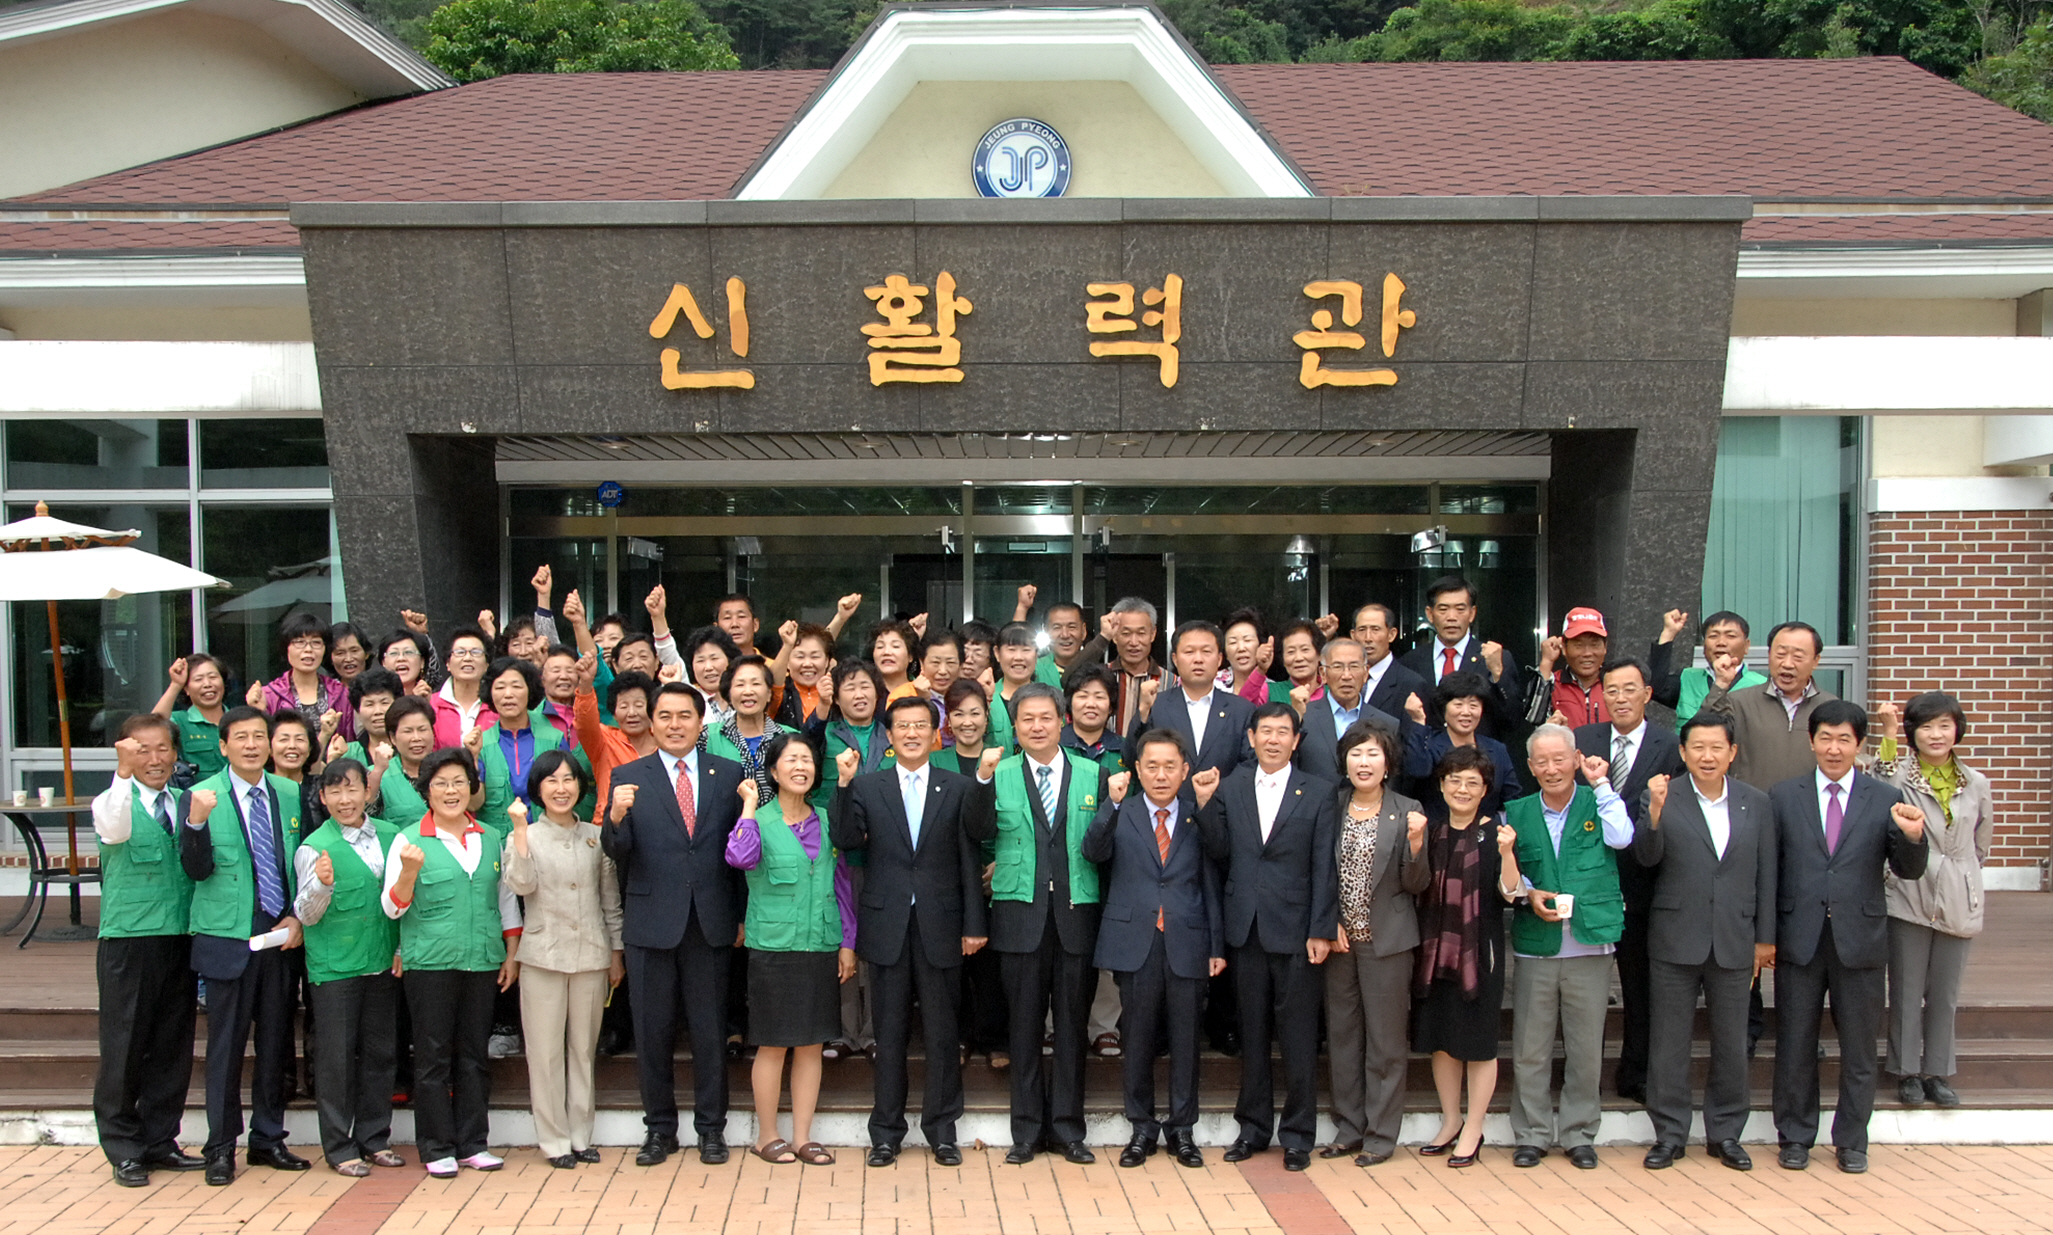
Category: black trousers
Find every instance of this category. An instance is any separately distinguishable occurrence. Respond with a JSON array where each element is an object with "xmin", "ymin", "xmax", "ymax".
[
  {"xmin": 1000, "ymin": 922, "xmax": 1094, "ymax": 1149},
  {"xmin": 961, "ymin": 946, "xmax": 1009, "ymax": 1053},
  {"xmin": 1116, "ymin": 932, "xmax": 1204, "ymax": 1139},
  {"xmin": 404, "ymin": 968, "xmax": 497, "ymax": 1162},
  {"xmin": 1773, "ymin": 920, "xmax": 1886, "ymax": 1152},
  {"xmin": 1647, "ymin": 958, "xmax": 1753, "ymax": 1148},
  {"xmin": 626, "ymin": 917, "xmax": 731, "ymax": 1139},
  {"xmin": 869, "ymin": 908, "xmax": 965, "ymax": 1148},
  {"xmin": 94, "ymin": 934, "xmax": 197, "ymax": 1165},
  {"xmin": 1231, "ymin": 942, "xmax": 1321, "ymax": 1151},
  {"xmin": 201, "ymin": 947, "xmax": 297, "ymax": 1157},
  {"xmin": 1614, "ymin": 908, "xmax": 1653, "ymax": 1098},
  {"xmin": 309, "ymin": 973, "xmax": 399, "ymax": 1166}
]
